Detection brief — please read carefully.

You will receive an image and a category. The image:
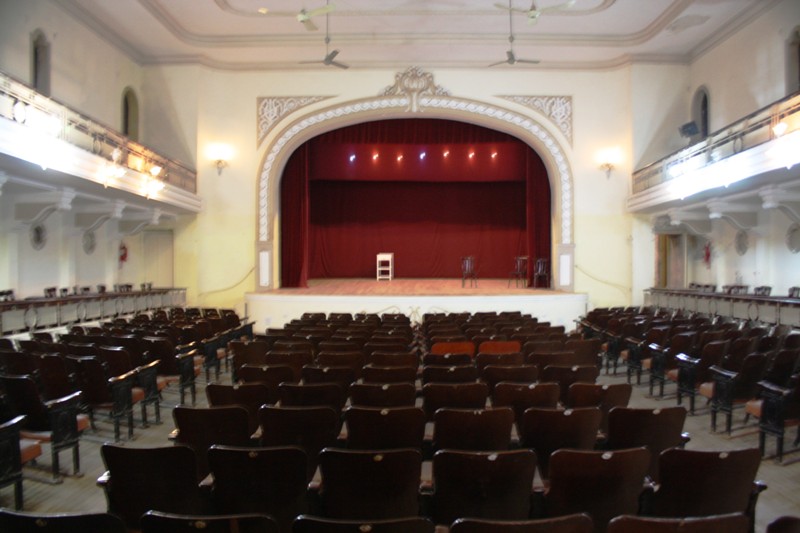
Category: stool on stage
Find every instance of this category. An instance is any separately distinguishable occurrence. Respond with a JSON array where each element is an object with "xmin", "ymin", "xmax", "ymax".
[{"xmin": 377, "ymin": 253, "xmax": 394, "ymax": 281}]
